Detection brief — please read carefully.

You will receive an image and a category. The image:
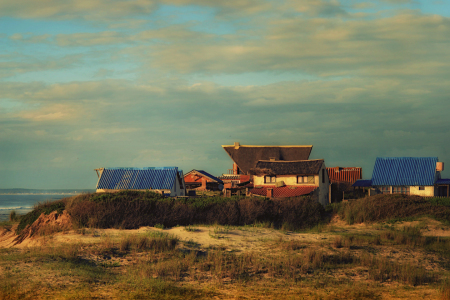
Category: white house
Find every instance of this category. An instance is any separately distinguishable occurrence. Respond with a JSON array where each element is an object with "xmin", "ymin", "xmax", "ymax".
[{"xmin": 249, "ymin": 159, "xmax": 330, "ymax": 206}]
